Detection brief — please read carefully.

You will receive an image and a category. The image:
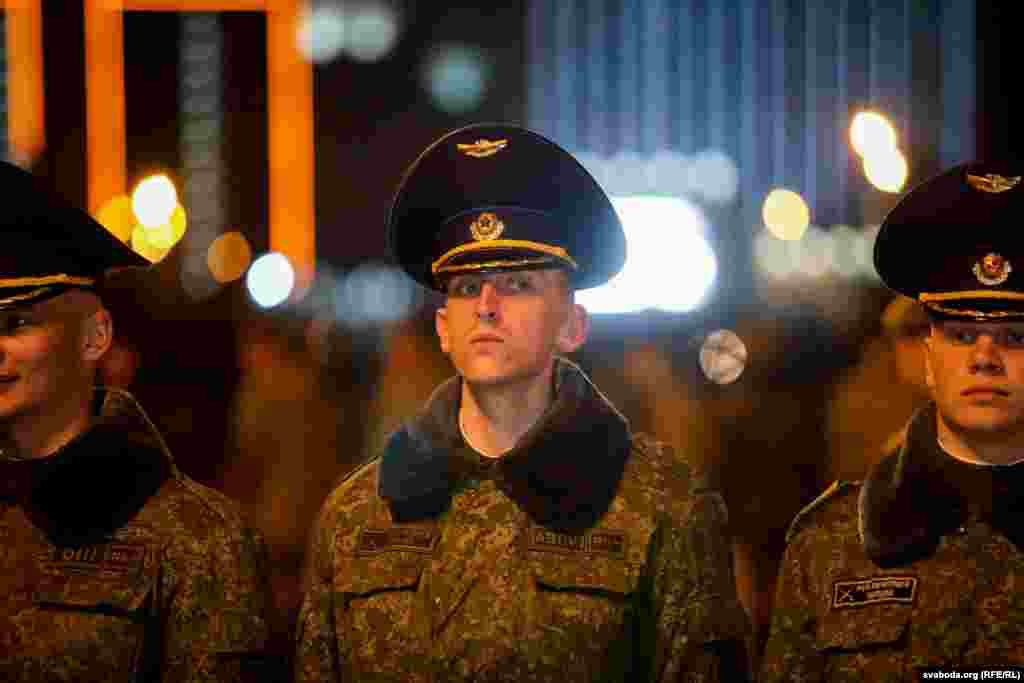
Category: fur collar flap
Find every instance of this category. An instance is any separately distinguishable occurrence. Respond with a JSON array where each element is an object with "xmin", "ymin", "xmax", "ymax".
[
  {"xmin": 861, "ymin": 404, "xmax": 1024, "ymax": 566},
  {"xmin": 379, "ymin": 358, "xmax": 631, "ymax": 531},
  {"xmin": 1, "ymin": 388, "xmax": 172, "ymax": 545}
]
